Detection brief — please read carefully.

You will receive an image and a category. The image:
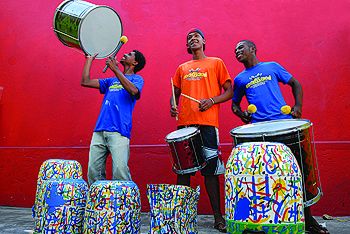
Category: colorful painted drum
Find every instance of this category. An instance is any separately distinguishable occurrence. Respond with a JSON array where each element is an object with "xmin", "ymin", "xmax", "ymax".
[
  {"xmin": 165, "ymin": 127, "xmax": 206, "ymax": 174},
  {"xmin": 230, "ymin": 119, "xmax": 322, "ymax": 207},
  {"xmin": 40, "ymin": 179, "xmax": 88, "ymax": 233},
  {"xmin": 83, "ymin": 180, "xmax": 141, "ymax": 233},
  {"xmin": 147, "ymin": 184, "xmax": 200, "ymax": 234},
  {"xmin": 225, "ymin": 142, "xmax": 305, "ymax": 234},
  {"xmin": 53, "ymin": 0, "xmax": 123, "ymax": 58},
  {"xmin": 33, "ymin": 159, "xmax": 83, "ymax": 233}
]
